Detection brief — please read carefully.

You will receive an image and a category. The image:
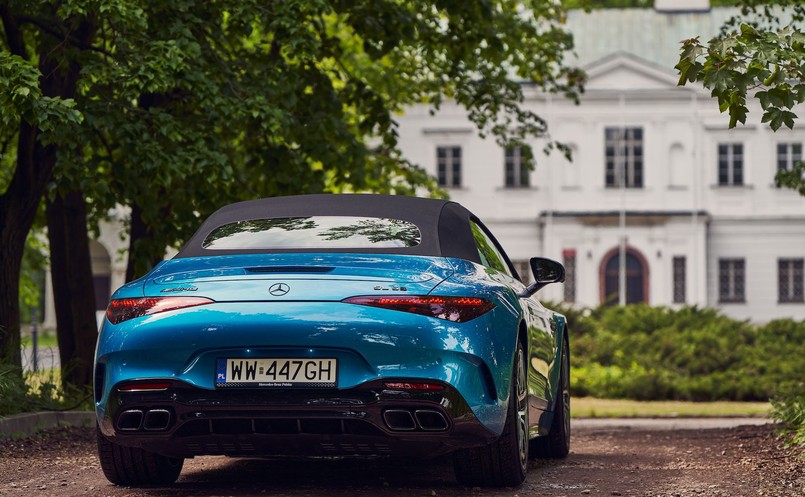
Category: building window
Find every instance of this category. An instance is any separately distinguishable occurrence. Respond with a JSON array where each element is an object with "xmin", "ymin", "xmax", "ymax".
[
  {"xmin": 717, "ymin": 143, "xmax": 743, "ymax": 186},
  {"xmin": 437, "ymin": 146, "xmax": 461, "ymax": 188},
  {"xmin": 779, "ymin": 258, "xmax": 804, "ymax": 303},
  {"xmin": 776, "ymin": 143, "xmax": 802, "ymax": 187},
  {"xmin": 718, "ymin": 258, "xmax": 745, "ymax": 303},
  {"xmin": 673, "ymin": 256, "xmax": 686, "ymax": 304},
  {"xmin": 605, "ymin": 127, "xmax": 643, "ymax": 188},
  {"xmin": 504, "ymin": 146, "xmax": 530, "ymax": 188},
  {"xmin": 563, "ymin": 250, "xmax": 576, "ymax": 303}
]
